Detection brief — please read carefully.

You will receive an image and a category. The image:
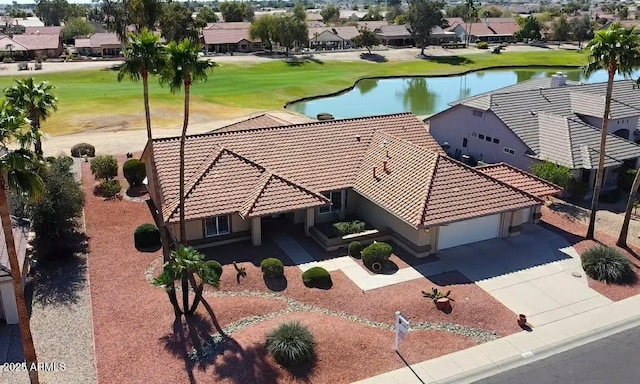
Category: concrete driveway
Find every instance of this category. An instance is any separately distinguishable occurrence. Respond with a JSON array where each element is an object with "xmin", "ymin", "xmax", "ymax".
[{"xmin": 437, "ymin": 224, "xmax": 612, "ymax": 326}]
